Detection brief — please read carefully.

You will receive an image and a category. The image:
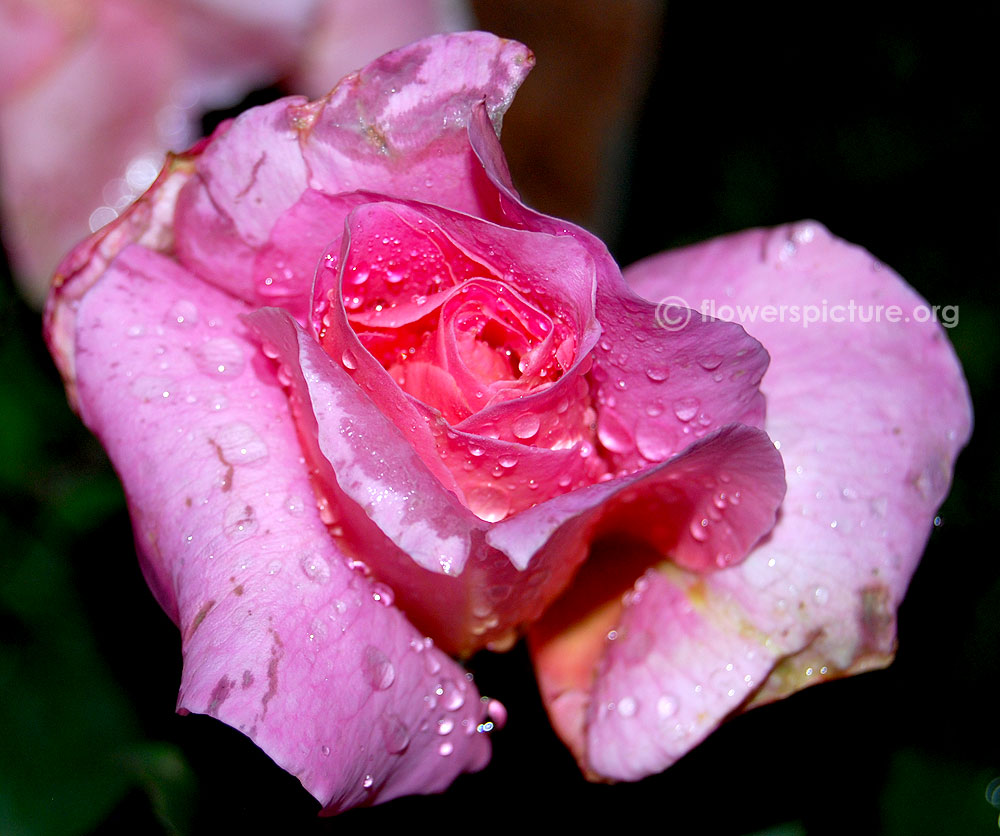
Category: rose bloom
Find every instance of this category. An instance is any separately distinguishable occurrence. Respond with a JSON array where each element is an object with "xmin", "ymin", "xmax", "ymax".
[{"xmin": 45, "ymin": 33, "xmax": 970, "ymax": 813}]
